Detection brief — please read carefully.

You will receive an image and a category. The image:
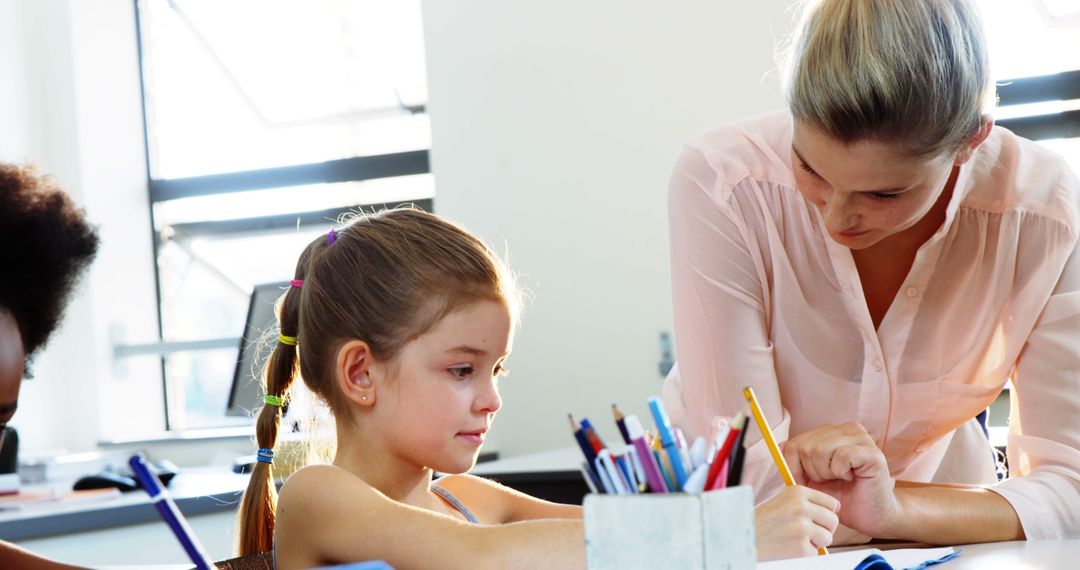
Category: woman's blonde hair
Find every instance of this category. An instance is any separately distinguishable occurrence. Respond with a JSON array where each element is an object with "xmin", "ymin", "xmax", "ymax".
[
  {"xmin": 234, "ymin": 206, "xmax": 519, "ymax": 555},
  {"xmin": 781, "ymin": 0, "xmax": 994, "ymax": 159}
]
